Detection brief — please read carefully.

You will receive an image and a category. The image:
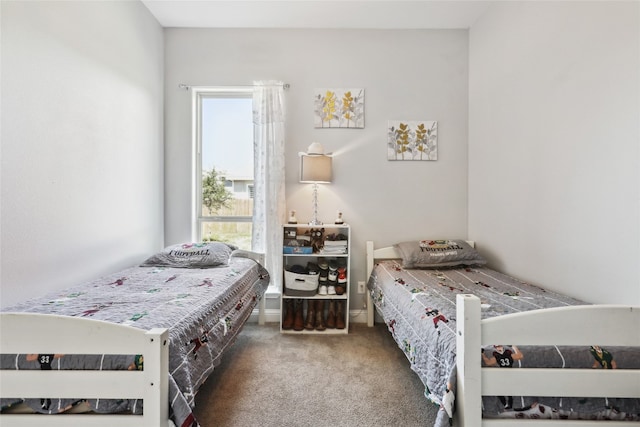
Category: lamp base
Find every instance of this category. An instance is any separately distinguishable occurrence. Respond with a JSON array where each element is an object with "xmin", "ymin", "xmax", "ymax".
[{"xmin": 308, "ymin": 183, "xmax": 322, "ymax": 226}]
